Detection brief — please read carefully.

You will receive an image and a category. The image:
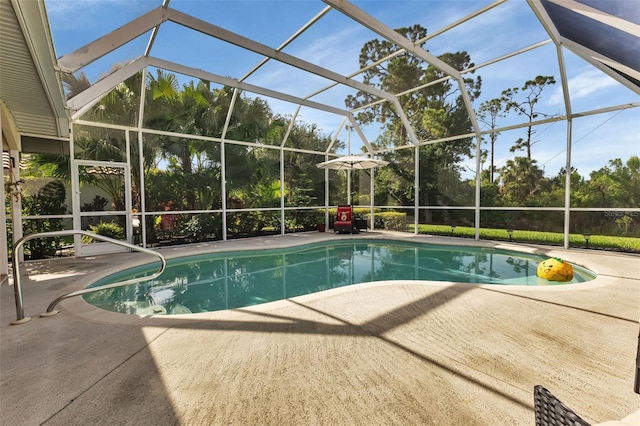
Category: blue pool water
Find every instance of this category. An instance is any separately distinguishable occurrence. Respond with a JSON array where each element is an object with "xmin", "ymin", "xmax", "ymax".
[{"xmin": 84, "ymin": 239, "xmax": 596, "ymax": 315}]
